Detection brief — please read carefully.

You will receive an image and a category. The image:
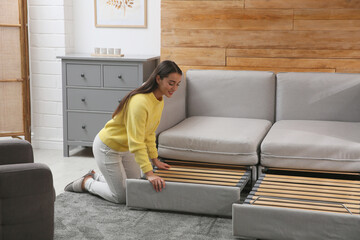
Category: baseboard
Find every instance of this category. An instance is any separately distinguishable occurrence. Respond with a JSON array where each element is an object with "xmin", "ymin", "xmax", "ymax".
[{"xmin": 32, "ymin": 139, "xmax": 63, "ymax": 150}]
